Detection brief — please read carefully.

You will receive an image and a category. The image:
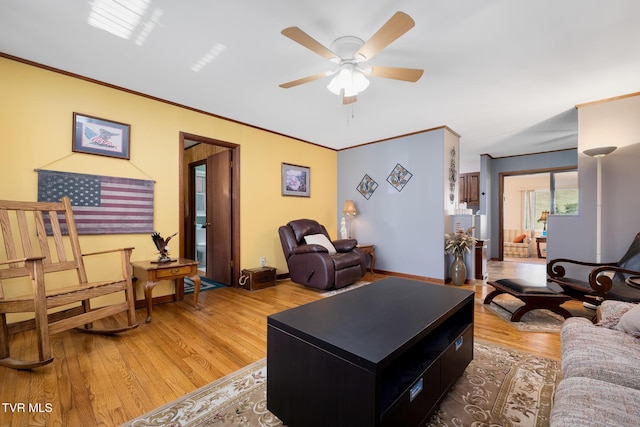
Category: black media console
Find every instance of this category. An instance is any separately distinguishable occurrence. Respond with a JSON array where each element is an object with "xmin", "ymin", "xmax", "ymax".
[{"xmin": 267, "ymin": 277, "xmax": 474, "ymax": 426}]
